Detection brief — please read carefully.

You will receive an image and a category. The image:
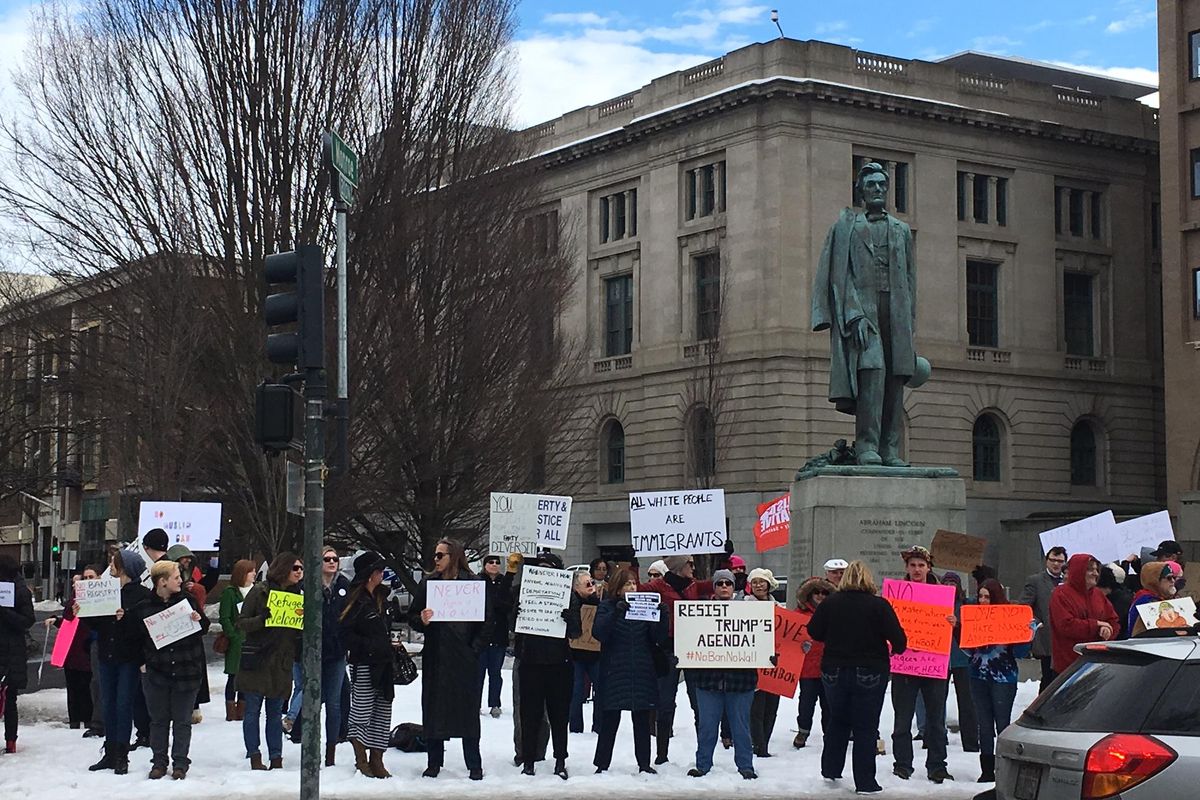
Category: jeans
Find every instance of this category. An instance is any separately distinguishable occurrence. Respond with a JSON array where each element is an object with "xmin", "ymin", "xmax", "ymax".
[
  {"xmin": 287, "ymin": 663, "xmax": 303, "ymax": 720},
  {"xmin": 821, "ymin": 666, "xmax": 889, "ymax": 792},
  {"xmin": 286, "ymin": 657, "xmax": 347, "ymax": 744},
  {"xmin": 427, "ymin": 737, "xmax": 482, "ymax": 771},
  {"xmin": 749, "ymin": 691, "xmax": 779, "ymax": 753},
  {"xmin": 950, "ymin": 666, "xmax": 979, "ymax": 751},
  {"xmin": 969, "ymin": 679, "xmax": 1018, "ymax": 757},
  {"xmin": 797, "ymin": 676, "xmax": 828, "ymax": 735},
  {"xmin": 141, "ymin": 672, "xmax": 200, "ymax": 770},
  {"xmin": 891, "ymin": 674, "xmax": 948, "ymax": 774},
  {"xmin": 694, "ymin": 688, "xmax": 754, "ymax": 773},
  {"xmin": 570, "ymin": 660, "xmax": 601, "ymax": 733},
  {"xmin": 477, "ymin": 644, "xmax": 505, "ymax": 709},
  {"xmin": 593, "ymin": 709, "xmax": 652, "ymax": 770},
  {"xmin": 96, "ymin": 661, "xmax": 141, "ymax": 748},
  {"xmin": 242, "ymin": 691, "xmax": 285, "ymax": 759}
]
